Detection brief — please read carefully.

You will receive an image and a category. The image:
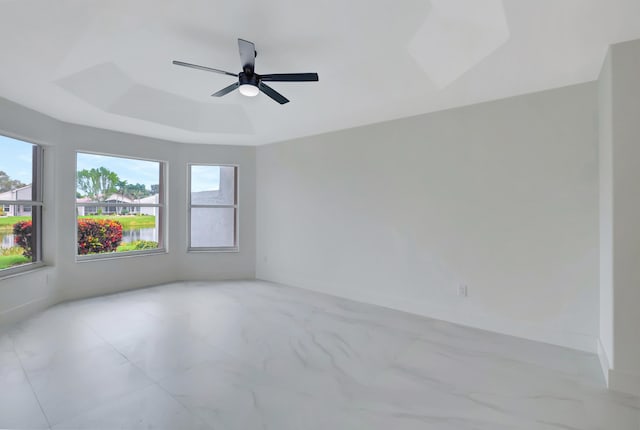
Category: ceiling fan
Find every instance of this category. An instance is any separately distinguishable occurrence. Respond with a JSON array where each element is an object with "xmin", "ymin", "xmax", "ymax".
[{"xmin": 173, "ymin": 38, "xmax": 319, "ymax": 105}]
